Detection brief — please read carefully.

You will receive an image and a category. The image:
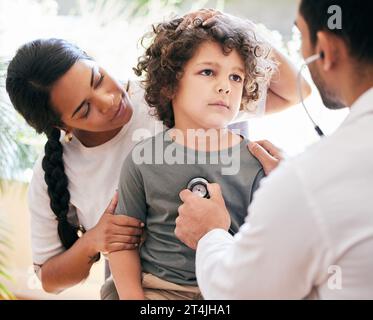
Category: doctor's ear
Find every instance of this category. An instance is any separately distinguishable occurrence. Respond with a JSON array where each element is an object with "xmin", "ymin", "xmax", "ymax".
[{"xmin": 316, "ymin": 31, "xmax": 345, "ymax": 71}]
